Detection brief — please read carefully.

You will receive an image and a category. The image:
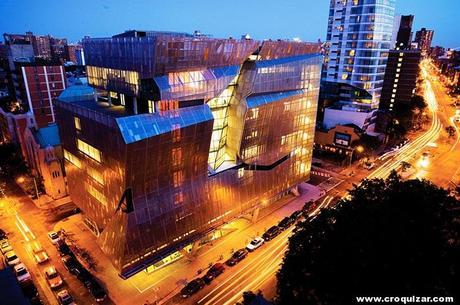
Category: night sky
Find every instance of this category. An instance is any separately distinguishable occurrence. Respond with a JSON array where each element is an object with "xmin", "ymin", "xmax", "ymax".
[{"xmin": 0, "ymin": 0, "xmax": 458, "ymax": 48}]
